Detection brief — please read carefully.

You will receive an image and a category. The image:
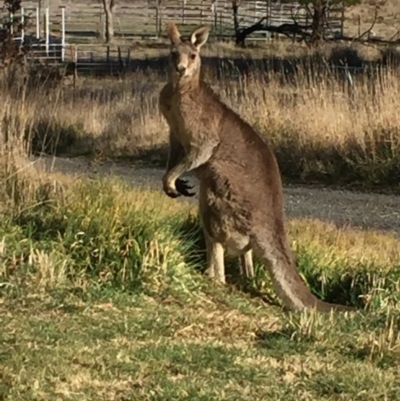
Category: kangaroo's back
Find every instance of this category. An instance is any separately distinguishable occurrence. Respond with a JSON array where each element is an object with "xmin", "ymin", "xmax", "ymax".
[{"xmin": 189, "ymin": 81, "xmax": 285, "ymax": 213}]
